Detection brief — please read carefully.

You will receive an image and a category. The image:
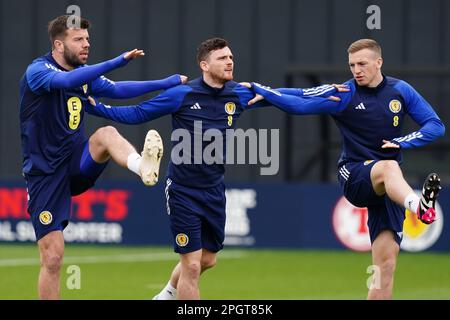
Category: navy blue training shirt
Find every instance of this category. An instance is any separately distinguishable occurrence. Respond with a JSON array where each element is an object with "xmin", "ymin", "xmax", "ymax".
[
  {"xmin": 252, "ymin": 76, "xmax": 445, "ymax": 167},
  {"xmin": 19, "ymin": 52, "xmax": 180, "ymax": 175},
  {"xmin": 86, "ymin": 77, "xmax": 337, "ymax": 187}
]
